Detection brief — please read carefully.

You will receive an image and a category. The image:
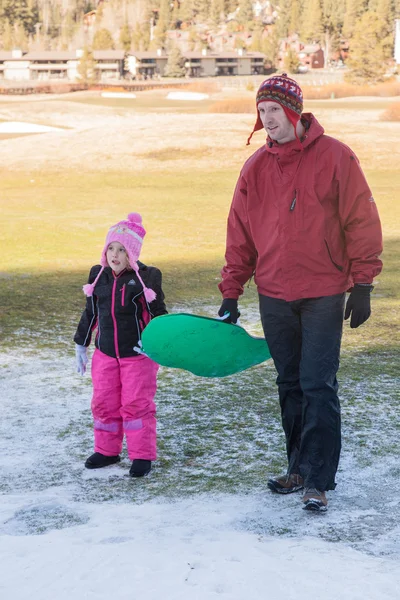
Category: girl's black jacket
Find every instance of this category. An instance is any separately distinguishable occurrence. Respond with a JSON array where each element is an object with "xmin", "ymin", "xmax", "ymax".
[{"xmin": 74, "ymin": 262, "xmax": 167, "ymax": 359}]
